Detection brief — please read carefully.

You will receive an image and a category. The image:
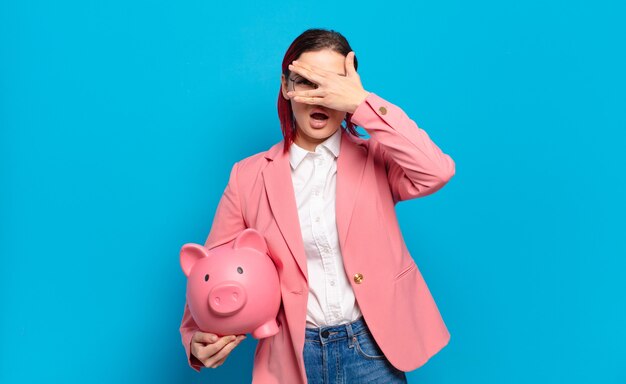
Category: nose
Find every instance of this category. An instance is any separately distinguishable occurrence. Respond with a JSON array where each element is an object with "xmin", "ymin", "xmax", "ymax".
[{"xmin": 208, "ymin": 281, "xmax": 247, "ymax": 316}]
